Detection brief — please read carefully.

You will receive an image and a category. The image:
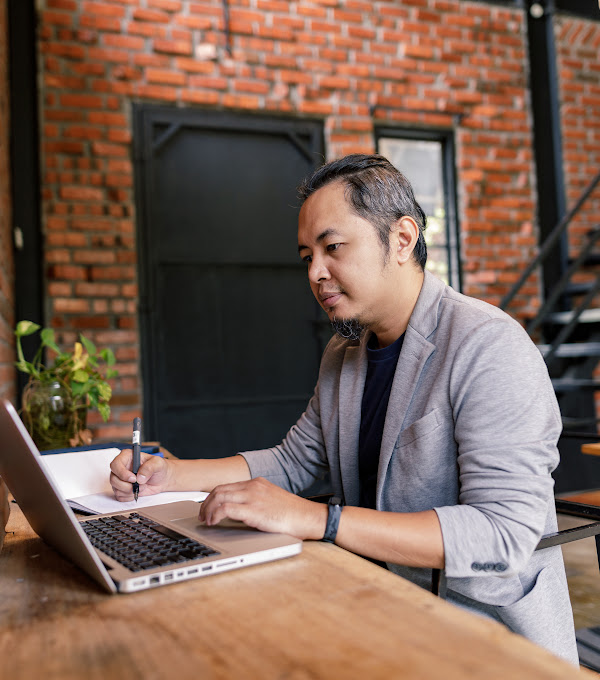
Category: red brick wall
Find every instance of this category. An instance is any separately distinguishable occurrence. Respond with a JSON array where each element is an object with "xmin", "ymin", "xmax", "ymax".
[
  {"xmin": 36, "ymin": 0, "xmax": 544, "ymax": 439},
  {"xmin": 0, "ymin": 0, "xmax": 15, "ymax": 404}
]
